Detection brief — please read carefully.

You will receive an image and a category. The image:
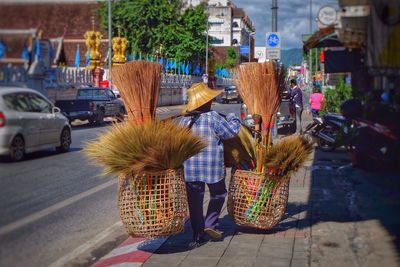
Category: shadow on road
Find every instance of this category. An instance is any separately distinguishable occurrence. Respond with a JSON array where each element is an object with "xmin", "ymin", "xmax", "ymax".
[{"xmin": 0, "ymin": 147, "xmax": 82, "ymax": 163}]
